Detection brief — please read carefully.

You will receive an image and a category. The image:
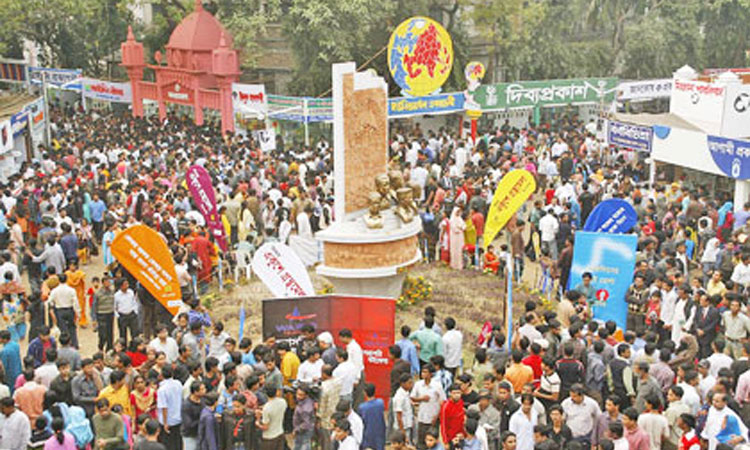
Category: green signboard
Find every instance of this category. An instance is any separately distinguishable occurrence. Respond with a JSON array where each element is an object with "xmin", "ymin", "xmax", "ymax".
[{"xmin": 474, "ymin": 78, "xmax": 618, "ymax": 111}]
